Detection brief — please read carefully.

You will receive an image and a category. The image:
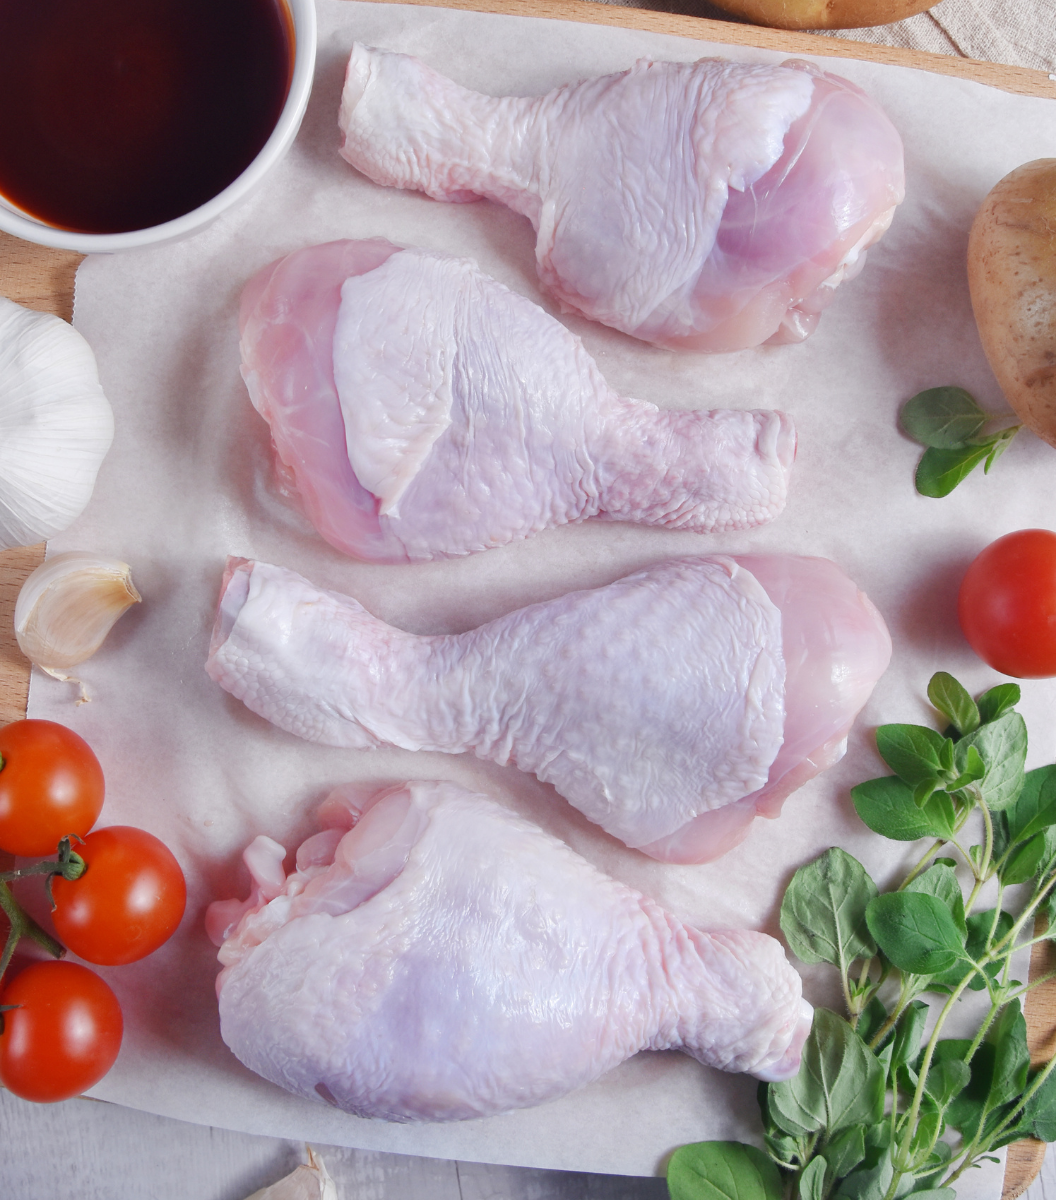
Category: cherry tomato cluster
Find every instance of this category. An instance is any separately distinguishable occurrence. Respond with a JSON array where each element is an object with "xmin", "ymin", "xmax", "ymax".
[{"xmin": 0, "ymin": 719, "xmax": 186, "ymax": 1103}]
